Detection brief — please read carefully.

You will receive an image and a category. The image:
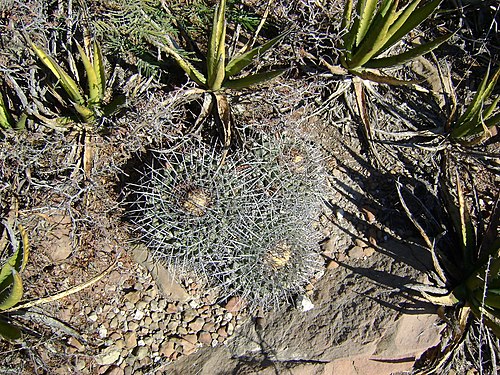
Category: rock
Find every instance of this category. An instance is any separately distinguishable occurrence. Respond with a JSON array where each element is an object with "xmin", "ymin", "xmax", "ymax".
[
  {"xmin": 296, "ymin": 295, "xmax": 314, "ymax": 312},
  {"xmin": 114, "ymin": 340, "xmax": 125, "ymax": 350},
  {"xmin": 88, "ymin": 312, "xmax": 98, "ymax": 322},
  {"xmin": 133, "ymin": 346, "xmax": 149, "ymax": 361},
  {"xmin": 43, "ymin": 213, "xmax": 73, "ymax": 262},
  {"xmin": 124, "ymin": 291, "xmax": 141, "ymax": 304},
  {"xmin": 336, "ymin": 252, "xmax": 347, "ymax": 262},
  {"xmin": 198, "ymin": 331, "xmax": 212, "ymax": 344},
  {"xmin": 128, "ymin": 321, "xmax": 139, "ymax": 331},
  {"xmin": 189, "ymin": 318, "xmax": 205, "ymax": 332},
  {"xmin": 168, "ymin": 321, "xmax": 179, "ymax": 331},
  {"xmin": 98, "ymin": 326, "xmax": 108, "ymax": 339},
  {"xmin": 348, "ymin": 246, "xmax": 365, "ymax": 259},
  {"xmin": 179, "ymin": 339, "xmax": 197, "ymax": 355},
  {"xmin": 104, "ymin": 366, "xmax": 124, "ymax": 375},
  {"xmin": 217, "ymin": 327, "xmax": 228, "ymax": 338},
  {"xmin": 167, "ymin": 303, "xmax": 178, "ymax": 314},
  {"xmin": 95, "ymin": 347, "xmax": 121, "ymax": 366},
  {"xmin": 326, "ymin": 260, "xmax": 339, "ymax": 269},
  {"xmin": 321, "ymin": 237, "xmax": 336, "ymax": 257},
  {"xmin": 227, "ymin": 323, "xmax": 235, "ymax": 336},
  {"xmin": 133, "ymin": 310, "xmax": 145, "ymax": 321},
  {"xmin": 109, "ymin": 317, "xmax": 119, "ymax": 330},
  {"xmin": 354, "ymin": 238, "xmax": 366, "ymax": 248},
  {"xmin": 225, "ymin": 297, "xmax": 246, "ymax": 313},
  {"xmin": 182, "ymin": 309, "xmax": 197, "ymax": 323},
  {"xmin": 159, "ymin": 341, "xmax": 175, "ymax": 357},
  {"xmin": 178, "ymin": 327, "xmax": 188, "ymax": 335},
  {"xmin": 184, "ymin": 334, "xmax": 198, "ymax": 345},
  {"xmin": 363, "ymin": 247, "xmax": 376, "ymax": 257},
  {"xmin": 361, "ymin": 206, "xmax": 376, "ymax": 223},
  {"xmin": 75, "ymin": 360, "xmax": 86, "ymax": 371},
  {"xmin": 202, "ymin": 322, "xmax": 216, "ymax": 333},
  {"xmin": 136, "ymin": 301, "xmax": 148, "ymax": 310},
  {"xmin": 68, "ymin": 337, "xmax": 85, "ymax": 352},
  {"xmin": 124, "ymin": 332, "xmax": 137, "ymax": 349},
  {"xmin": 132, "ymin": 245, "xmax": 190, "ymax": 302}
]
